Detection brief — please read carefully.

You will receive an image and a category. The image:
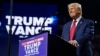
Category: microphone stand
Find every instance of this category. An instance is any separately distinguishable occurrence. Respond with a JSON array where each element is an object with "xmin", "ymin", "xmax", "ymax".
[{"xmin": 7, "ymin": 0, "xmax": 13, "ymax": 56}]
